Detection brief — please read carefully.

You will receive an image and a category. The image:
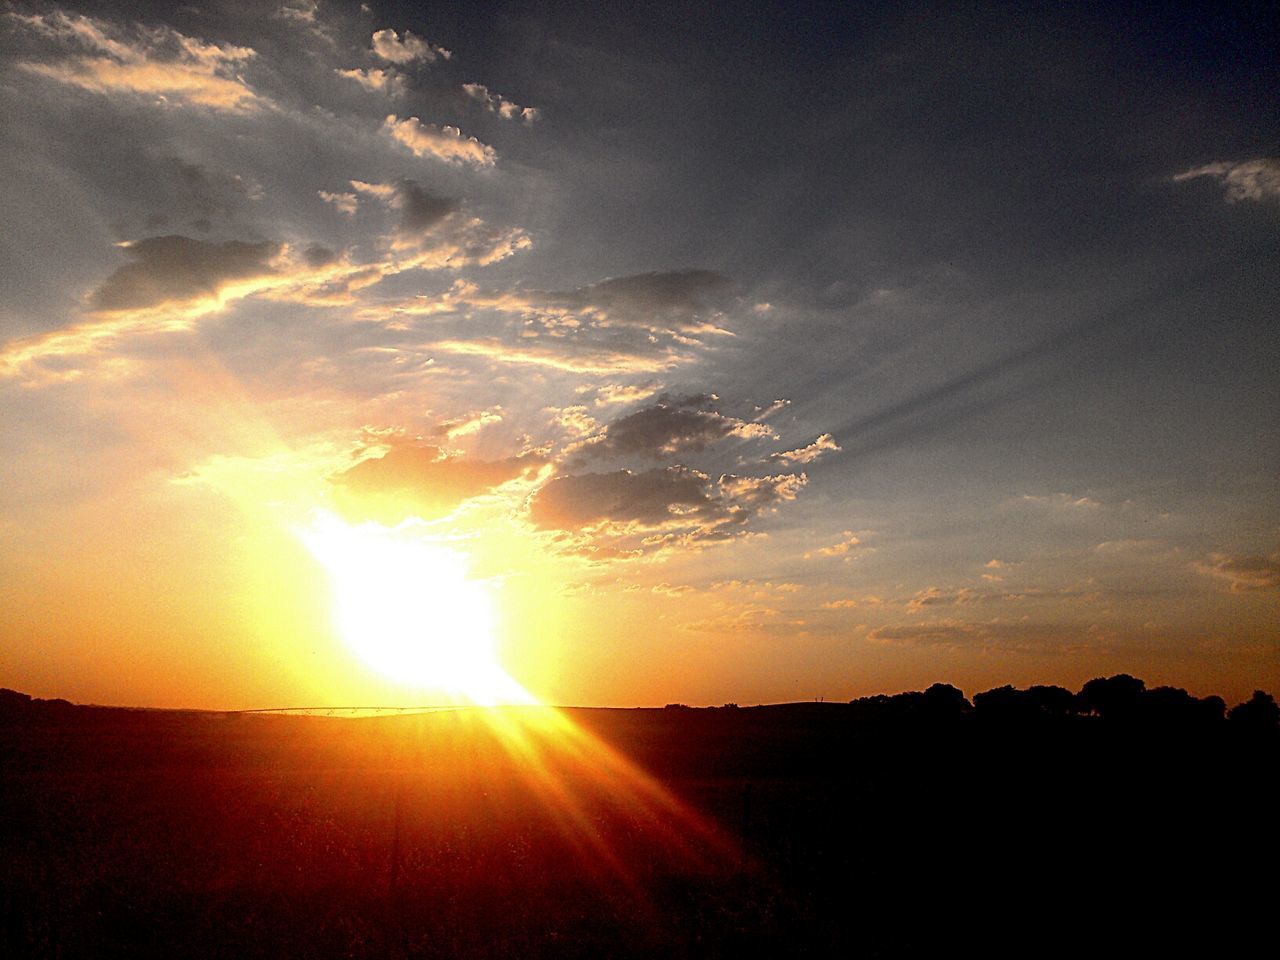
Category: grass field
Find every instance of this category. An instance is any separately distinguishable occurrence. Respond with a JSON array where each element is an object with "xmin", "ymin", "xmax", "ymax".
[{"xmin": 2, "ymin": 694, "xmax": 1275, "ymax": 957}]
